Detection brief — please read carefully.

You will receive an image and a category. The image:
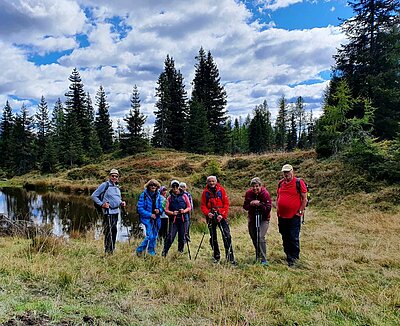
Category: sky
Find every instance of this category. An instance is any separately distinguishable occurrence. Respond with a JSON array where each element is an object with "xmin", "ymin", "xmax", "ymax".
[{"xmin": 0, "ymin": 0, "xmax": 353, "ymax": 128}]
